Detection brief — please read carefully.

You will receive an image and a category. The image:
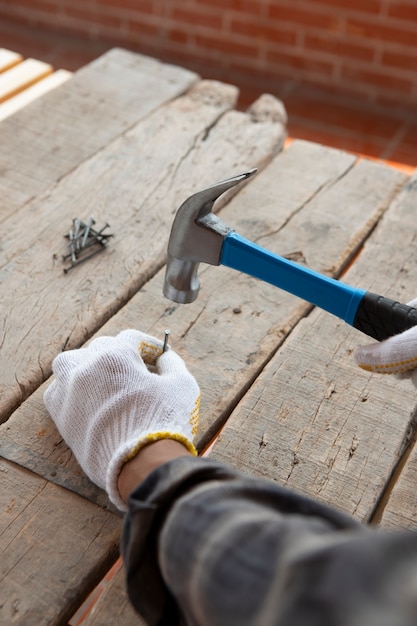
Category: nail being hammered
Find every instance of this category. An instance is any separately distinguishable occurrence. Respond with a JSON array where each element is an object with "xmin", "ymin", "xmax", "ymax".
[{"xmin": 162, "ymin": 330, "xmax": 171, "ymax": 353}]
